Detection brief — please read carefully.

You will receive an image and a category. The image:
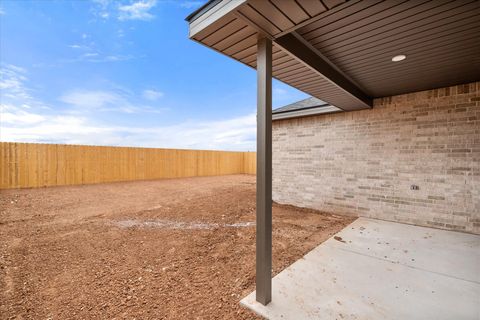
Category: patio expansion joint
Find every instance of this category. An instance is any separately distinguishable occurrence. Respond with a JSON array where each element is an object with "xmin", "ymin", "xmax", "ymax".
[{"xmin": 336, "ymin": 246, "xmax": 480, "ymax": 285}]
